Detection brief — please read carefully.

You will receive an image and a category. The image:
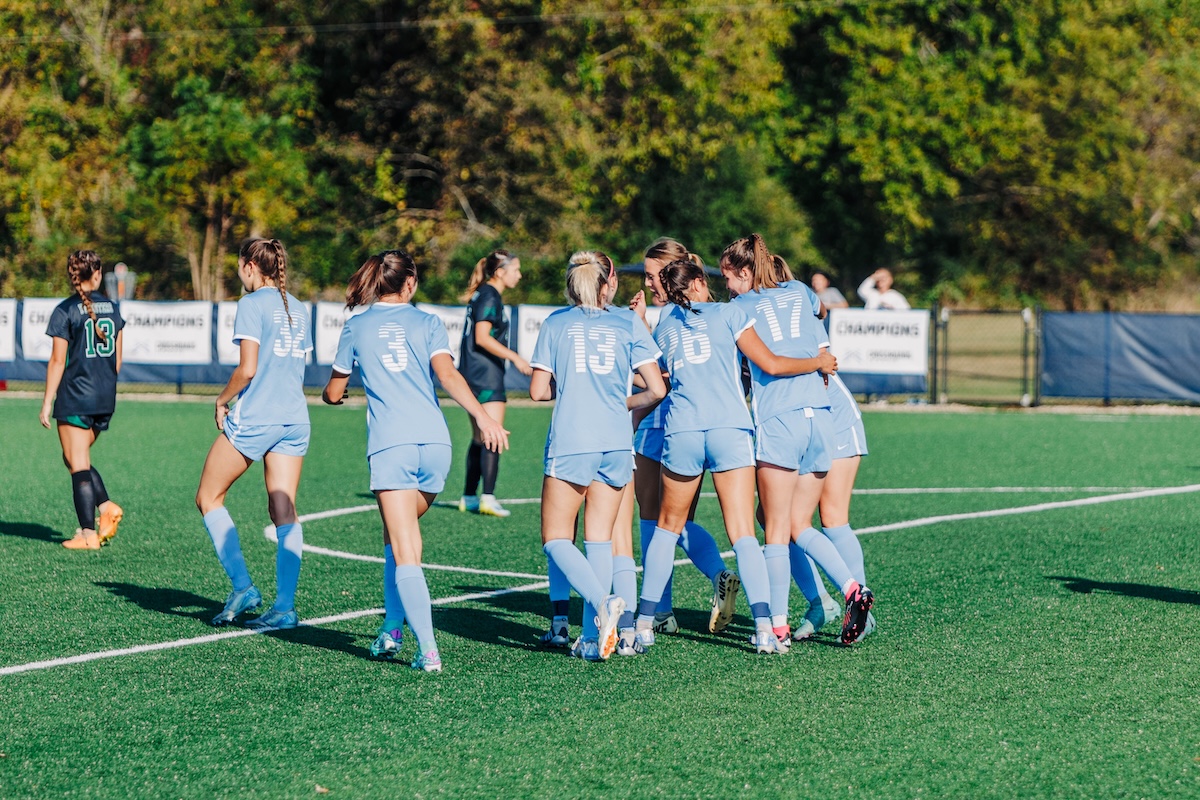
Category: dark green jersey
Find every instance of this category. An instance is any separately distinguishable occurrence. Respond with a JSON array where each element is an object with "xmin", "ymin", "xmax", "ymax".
[
  {"xmin": 46, "ymin": 293, "xmax": 125, "ymax": 417},
  {"xmin": 459, "ymin": 284, "xmax": 508, "ymax": 391}
]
